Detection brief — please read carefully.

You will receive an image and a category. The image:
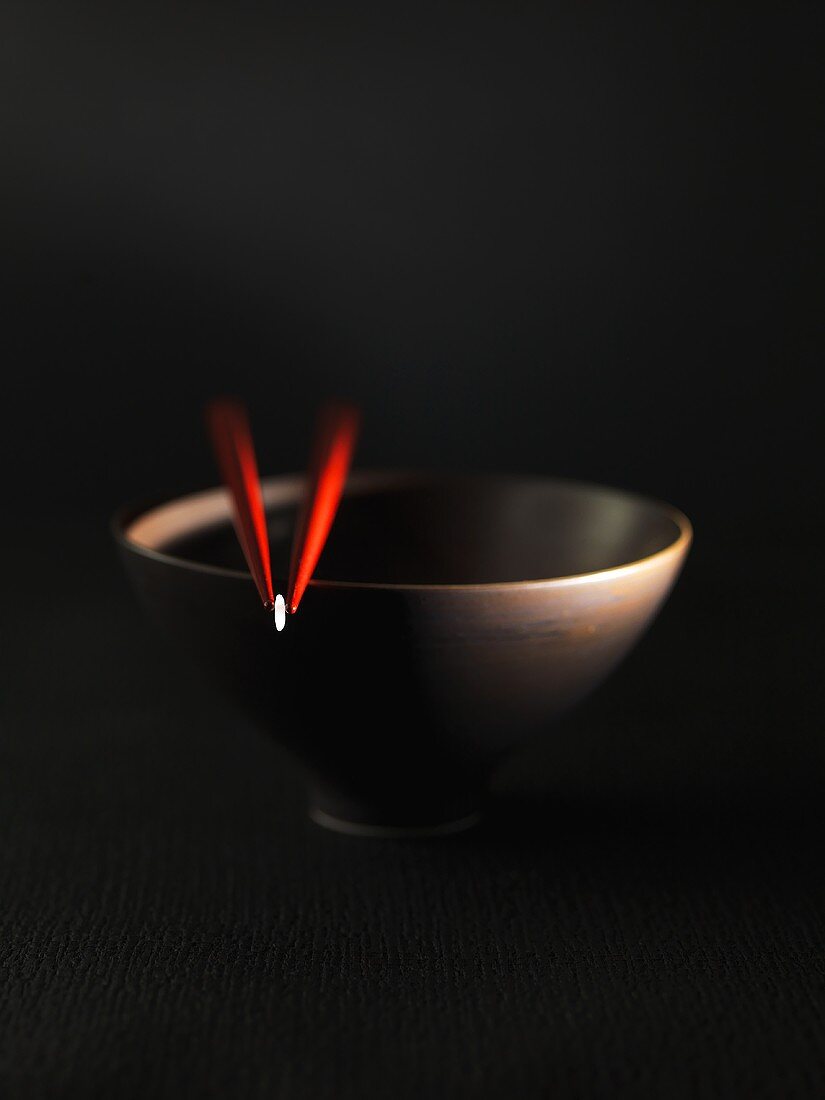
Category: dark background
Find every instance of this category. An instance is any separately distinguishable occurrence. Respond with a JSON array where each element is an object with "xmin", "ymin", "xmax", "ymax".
[{"xmin": 1, "ymin": 3, "xmax": 823, "ymax": 1097}]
